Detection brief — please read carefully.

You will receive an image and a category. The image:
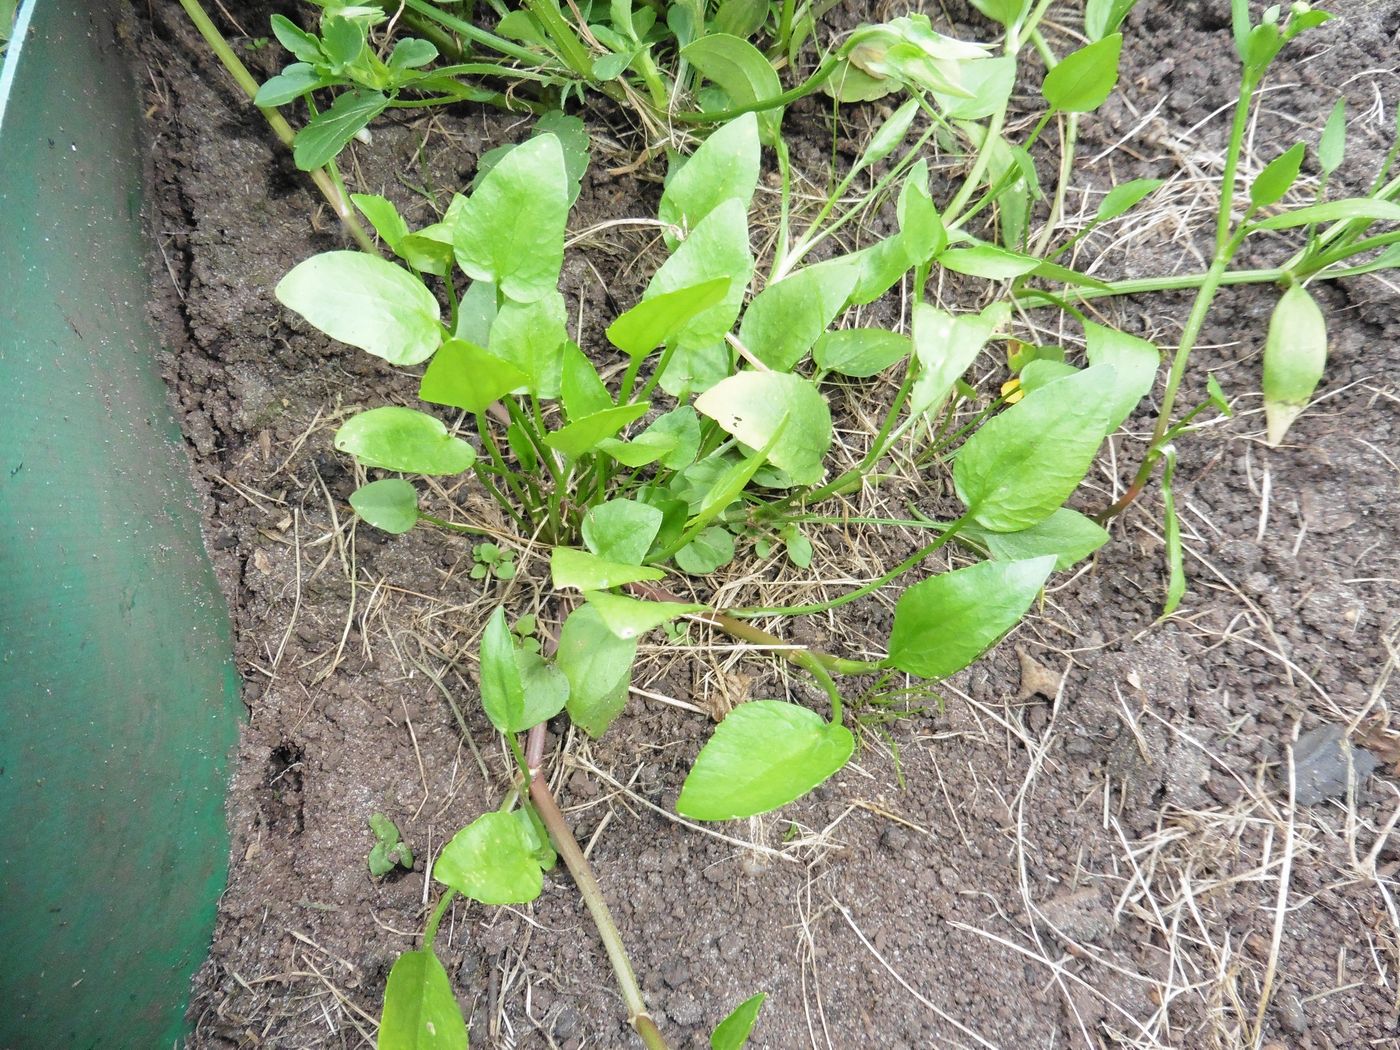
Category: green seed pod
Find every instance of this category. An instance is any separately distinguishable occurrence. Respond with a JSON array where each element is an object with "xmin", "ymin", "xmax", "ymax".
[{"xmin": 1262, "ymin": 283, "xmax": 1328, "ymax": 445}]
